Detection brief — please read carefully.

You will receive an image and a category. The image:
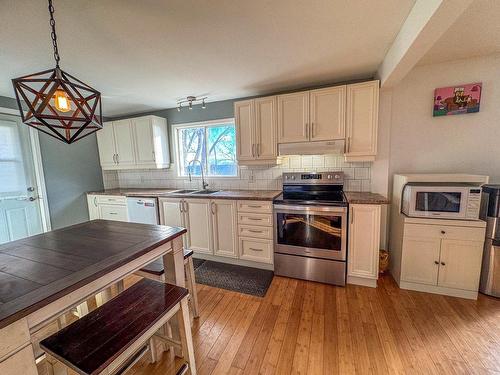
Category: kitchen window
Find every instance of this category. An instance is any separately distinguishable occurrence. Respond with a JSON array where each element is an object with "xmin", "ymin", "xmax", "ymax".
[{"xmin": 174, "ymin": 118, "xmax": 238, "ymax": 177}]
